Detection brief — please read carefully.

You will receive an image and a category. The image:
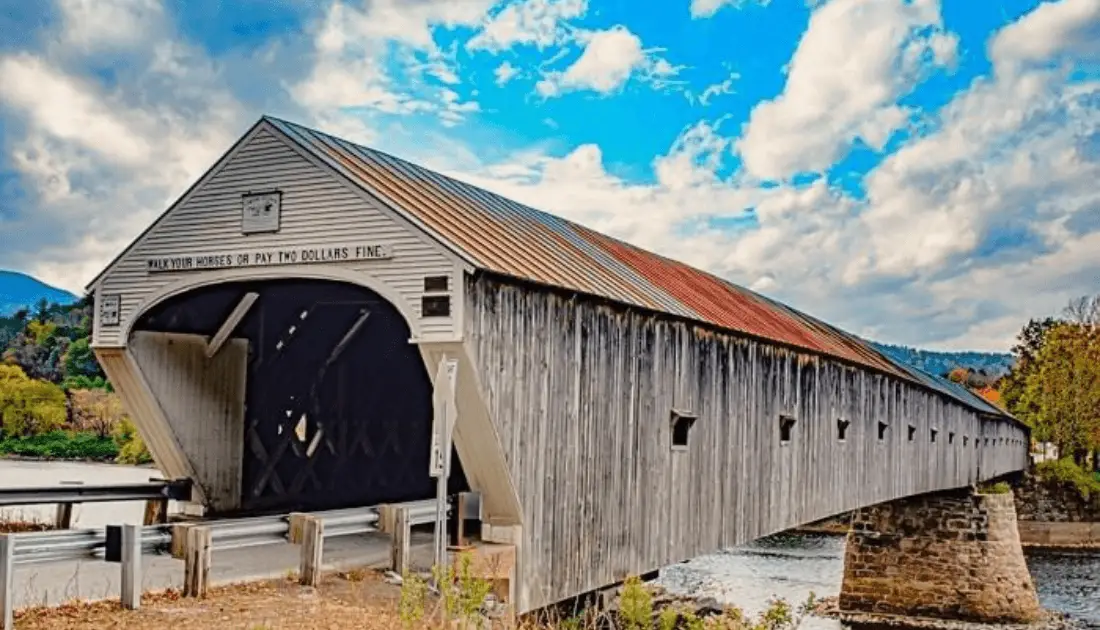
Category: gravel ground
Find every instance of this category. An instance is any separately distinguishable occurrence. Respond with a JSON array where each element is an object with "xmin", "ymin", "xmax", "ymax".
[{"xmin": 13, "ymin": 570, "xmax": 420, "ymax": 630}]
